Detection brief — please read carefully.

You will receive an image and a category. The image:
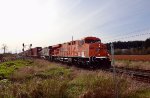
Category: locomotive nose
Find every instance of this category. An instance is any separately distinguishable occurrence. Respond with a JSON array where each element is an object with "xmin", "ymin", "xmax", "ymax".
[{"xmin": 89, "ymin": 43, "xmax": 109, "ymax": 57}]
